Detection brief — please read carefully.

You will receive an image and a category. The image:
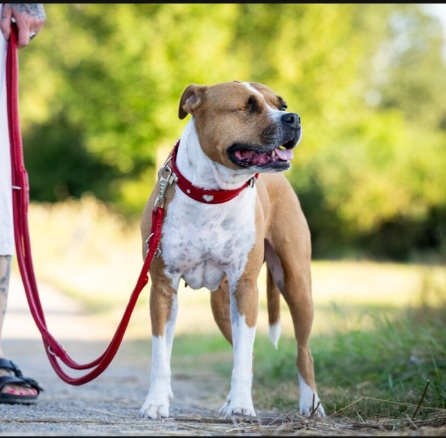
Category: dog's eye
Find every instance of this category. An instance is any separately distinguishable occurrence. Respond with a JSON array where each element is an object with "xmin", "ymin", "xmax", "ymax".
[
  {"xmin": 277, "ymin": 97, "xmax": 287, "ymax": 111},
  {"xmin": 279, "ymin": 101, "xmax": 288, "ymax": 111},
  {"xmin": 246, "ymin": 95, "xmax": 260, "ymax": 114}
]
